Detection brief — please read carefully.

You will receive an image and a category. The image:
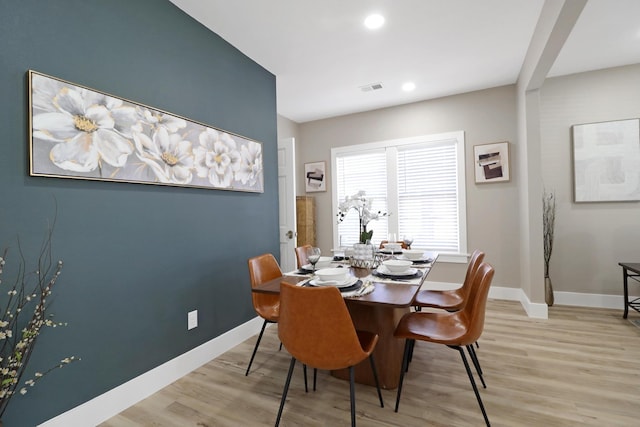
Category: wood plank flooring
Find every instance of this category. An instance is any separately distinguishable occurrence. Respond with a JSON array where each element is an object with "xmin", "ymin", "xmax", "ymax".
[{"xmin": 100, "ymin": 300, "xmax": 640, "ymax": 426}]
